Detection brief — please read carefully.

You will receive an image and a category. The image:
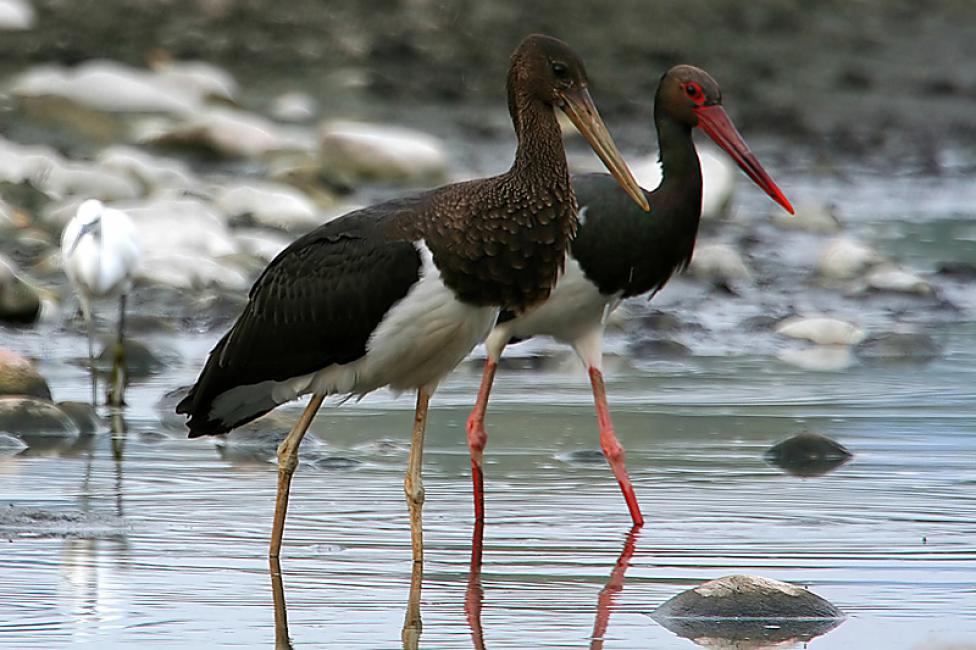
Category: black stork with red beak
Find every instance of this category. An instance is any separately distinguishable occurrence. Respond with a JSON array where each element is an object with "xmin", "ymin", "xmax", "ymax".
[
  {"xmin": 465, "ymin": 65, "xmax": 794, "ymax": 526},
  {"xmin": 176, "ymin": 34, "xmax": 649, "ymax": 562}
]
